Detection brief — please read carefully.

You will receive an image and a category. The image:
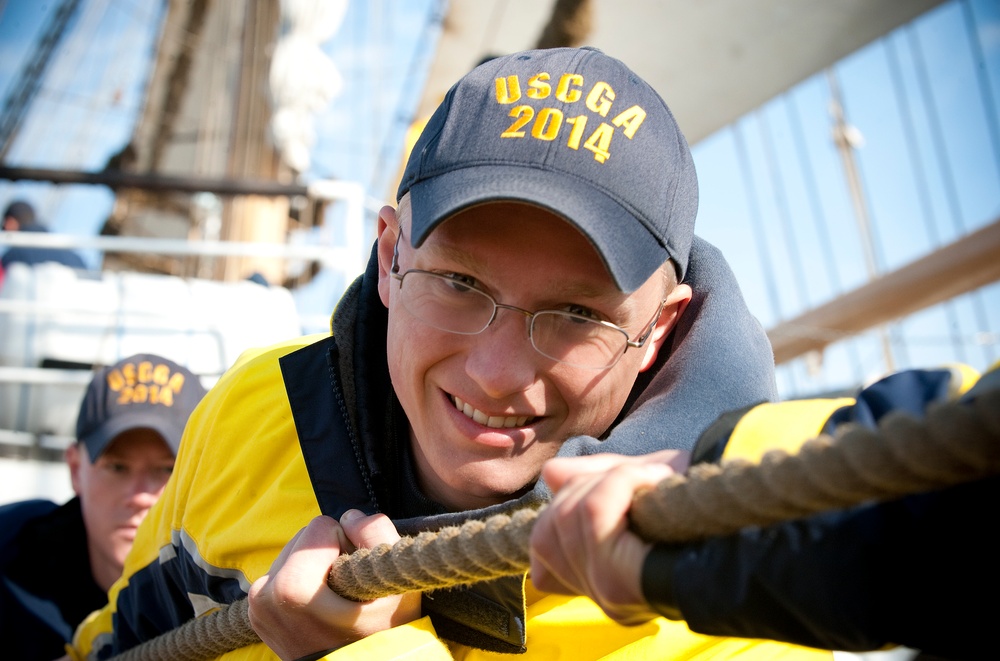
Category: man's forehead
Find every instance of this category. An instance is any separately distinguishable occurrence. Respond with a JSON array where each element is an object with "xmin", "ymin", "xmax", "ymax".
[
  {"xmin": 403, "ymin": 196, "xmax": 592, "ymax": 248},
  {"xmin": 401, "ymin": 201, "xmax": 650, "ymax": 304},
  {"xmin": 99, "ymin": 429, "xmax": 173, "ymax": 457}
]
